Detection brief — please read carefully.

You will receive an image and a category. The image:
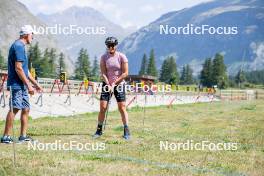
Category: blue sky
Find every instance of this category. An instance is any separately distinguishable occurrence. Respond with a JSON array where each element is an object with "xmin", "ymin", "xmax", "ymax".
[{"xmin": 18, "ymin": 0, "xmax": 212, "ymax": 28}]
